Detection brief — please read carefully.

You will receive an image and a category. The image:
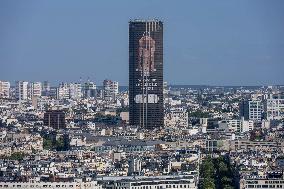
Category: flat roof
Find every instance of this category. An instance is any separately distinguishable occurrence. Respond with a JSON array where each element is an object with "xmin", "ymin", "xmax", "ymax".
[{"xmin": 129, "ymin": 19, "xmax": 162, "ymax": 23}]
